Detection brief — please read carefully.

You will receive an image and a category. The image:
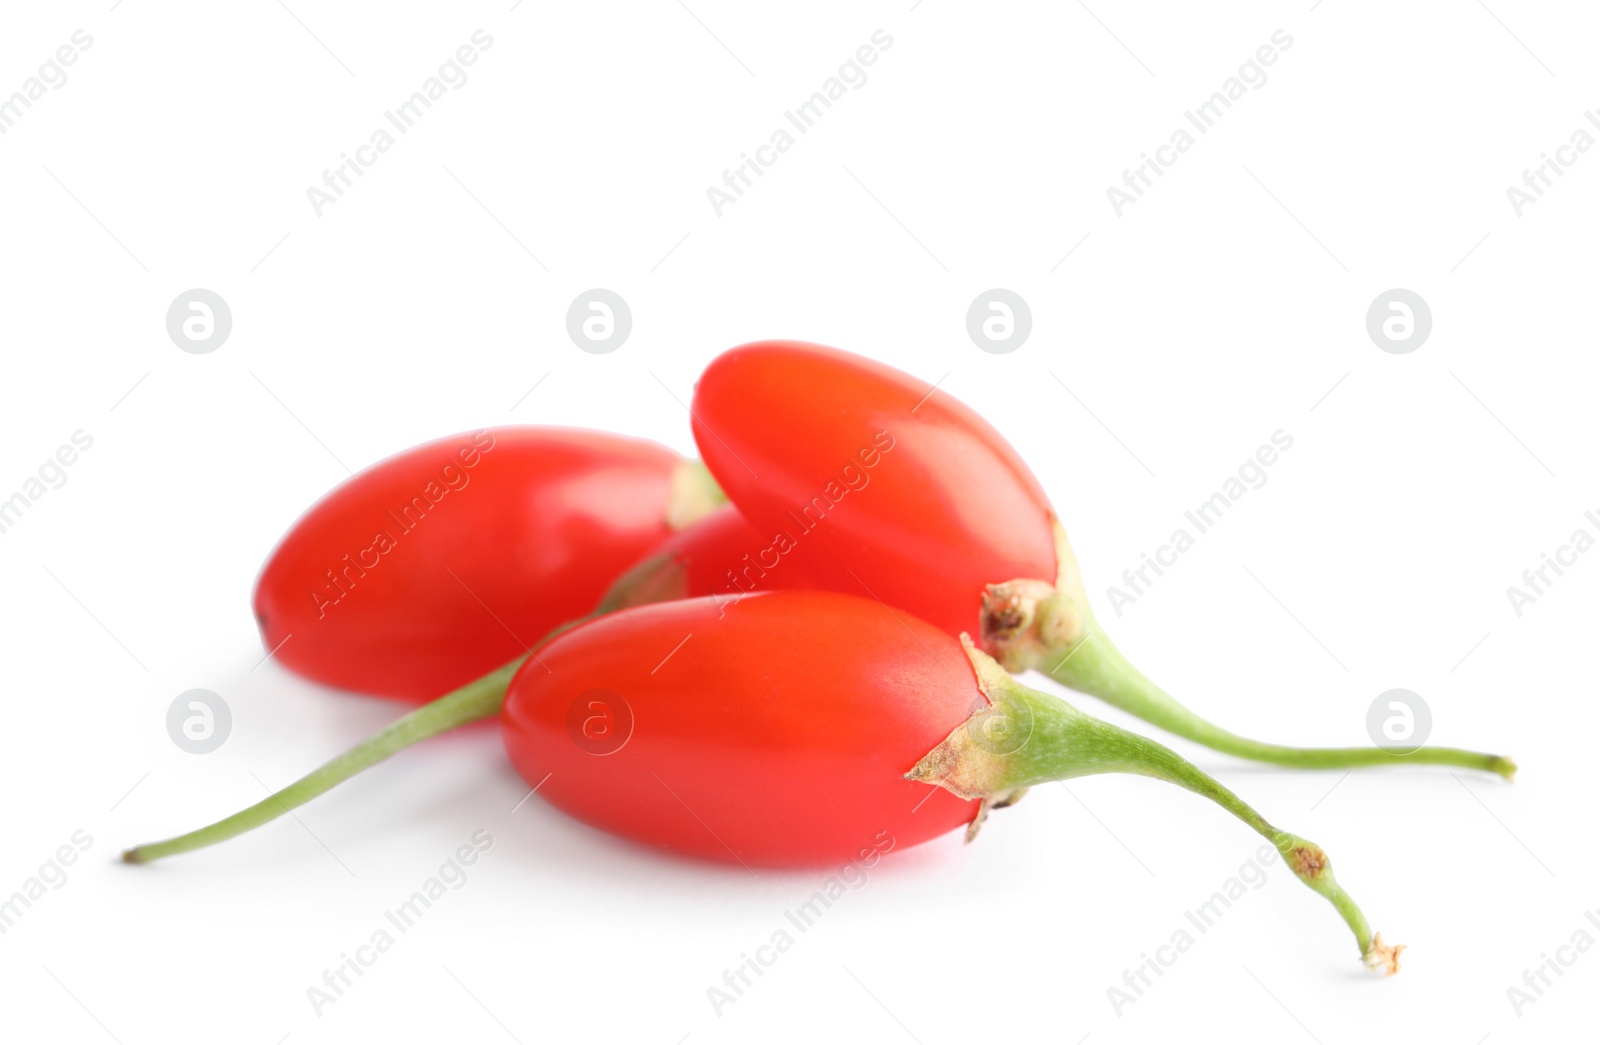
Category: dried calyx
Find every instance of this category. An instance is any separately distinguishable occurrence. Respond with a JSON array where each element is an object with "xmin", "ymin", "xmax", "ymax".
[
  {"xmin": 907, "ymin": 638, "xmax": 1403, "ymax": 974},
  {"xmin": 979, "ymin": 517, "xmax": 1516, "ymax": 779},
  {"xmin": 979, "ymin": 518, "xmax": 1091, "ymax": 673}
]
